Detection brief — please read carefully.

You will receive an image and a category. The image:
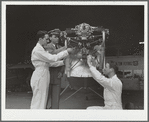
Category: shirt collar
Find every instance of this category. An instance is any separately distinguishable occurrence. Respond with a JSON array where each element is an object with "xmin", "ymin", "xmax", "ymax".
[{"xmin": 36, "ymin": 42, "xmax": 45, "ymax": 50}]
